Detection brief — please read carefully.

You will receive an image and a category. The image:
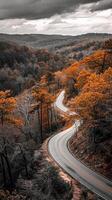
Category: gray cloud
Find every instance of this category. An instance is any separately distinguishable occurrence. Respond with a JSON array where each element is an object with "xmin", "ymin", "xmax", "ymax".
[
  {"xmin": 0, "ymin": 3, "xmax": 112, "ymax": 35},
  {"xmin": 0, "ymin": 0, "xmax": 102, "ymax": 20},
  {"xmin": 92, "ymin": 0, "xmax": 112, "ymax": 11}
]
